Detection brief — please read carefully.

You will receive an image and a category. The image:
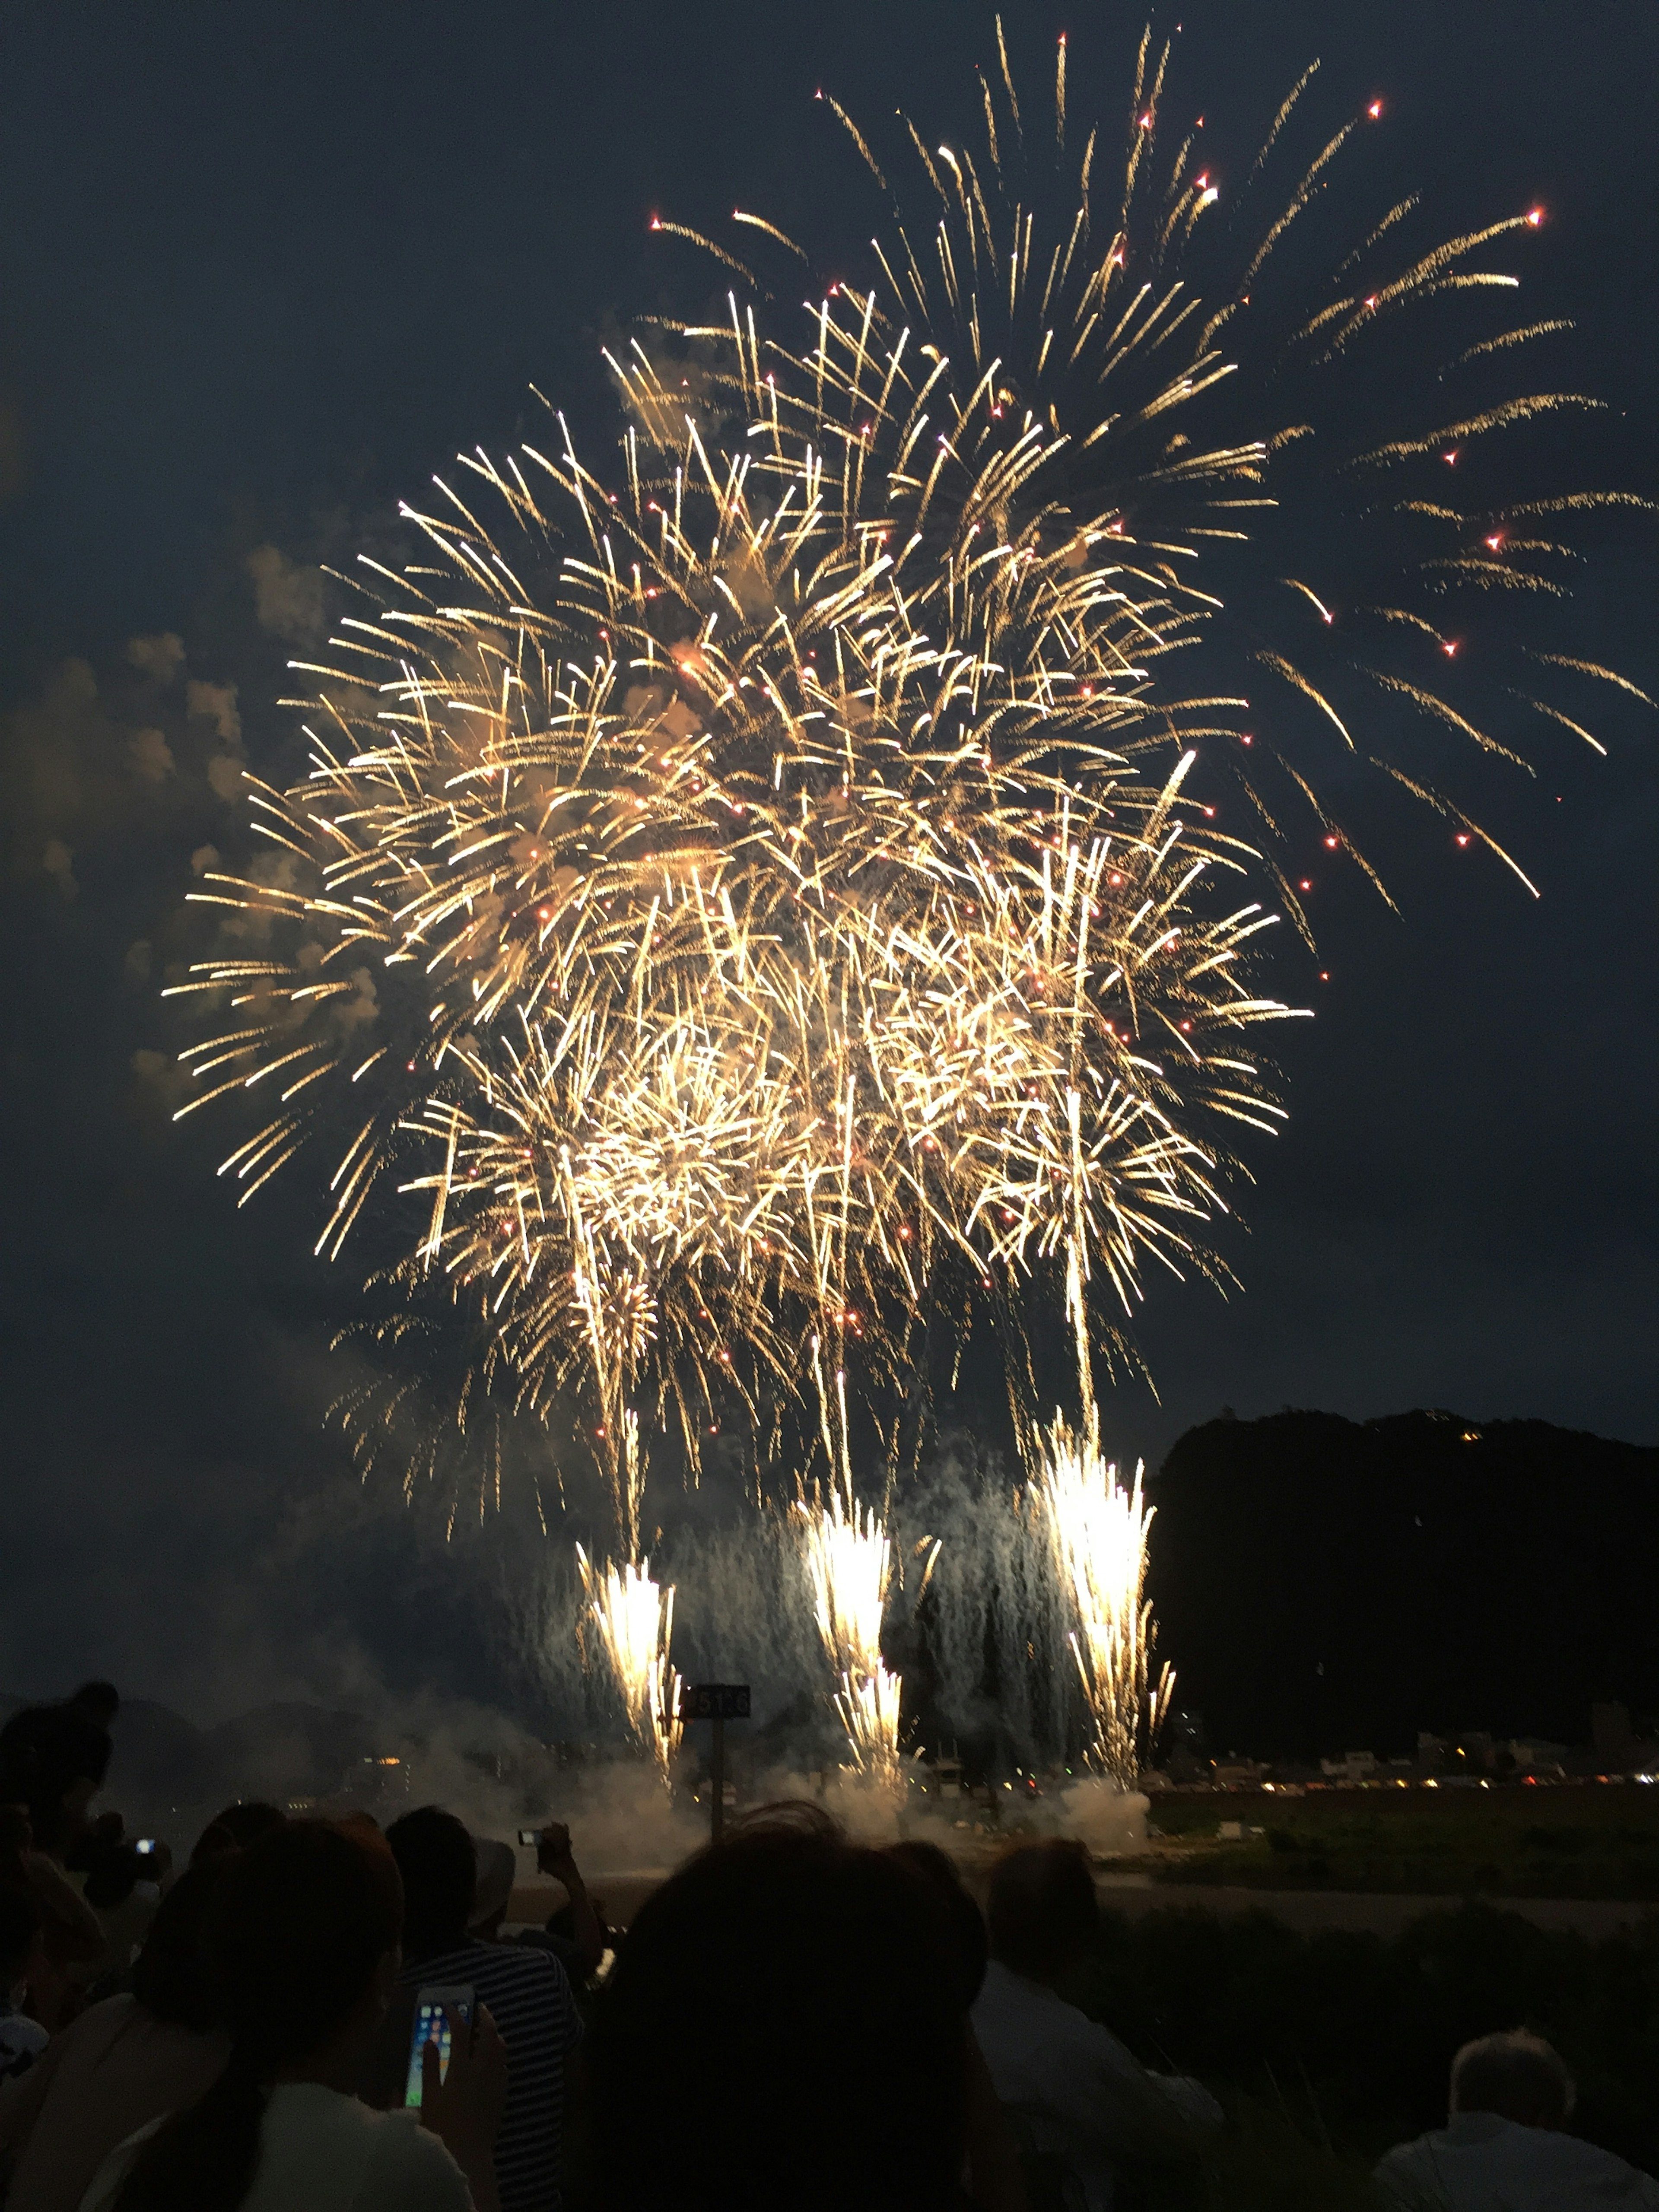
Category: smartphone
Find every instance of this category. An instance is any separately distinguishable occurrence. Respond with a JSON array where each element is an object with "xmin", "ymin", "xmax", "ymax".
[
  {"xmin": 133, "ymin": 1839, "xmax": 158, "ymax": 1856},
  {"xmin": 517, "ymin": 1828, "xmax": 539, "ymax": 1848},
  {"xmin": 404, "ymin": 1984, "xmax": 474, "ymax": 2110}
]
